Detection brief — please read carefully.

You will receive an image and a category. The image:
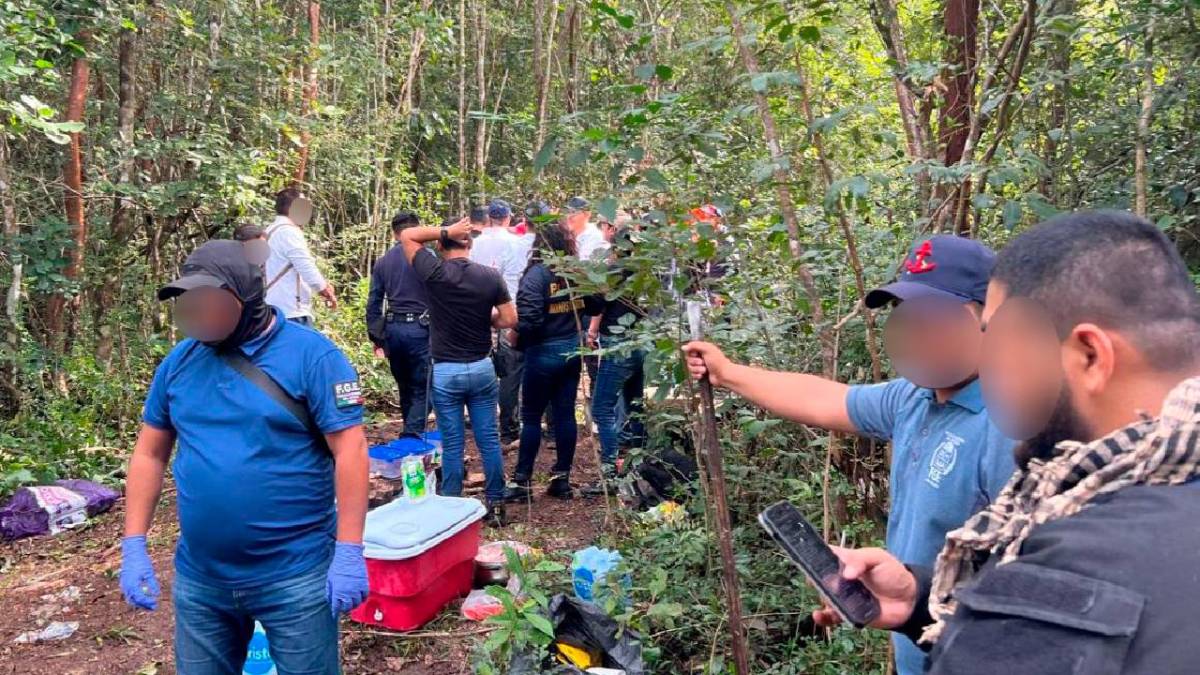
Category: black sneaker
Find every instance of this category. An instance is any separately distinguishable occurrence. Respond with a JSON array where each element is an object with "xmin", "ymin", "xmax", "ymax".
[
  {"xmin": 546, "ymin": 474, "xmax": 574, "ymax": 500},
  {"xmin": 502, "ymin": 480, "xmax": 533, "ymax": 504},
  {"xmin": 484, "ymin": 501, "xmax": 508, "ymax": 527}
]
